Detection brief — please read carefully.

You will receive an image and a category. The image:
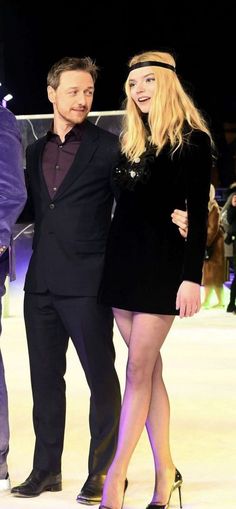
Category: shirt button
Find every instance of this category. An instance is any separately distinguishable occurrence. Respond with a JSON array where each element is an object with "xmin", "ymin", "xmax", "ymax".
[
  {"xmin": 55, "ymin": 164, "xmax": 60, "ymax": 170},
  {"xmin": 59, "ymin": 145, "xmax": 63, "ymax": 148},
  {"xmin": 53, "ymin": 187, "xmax": 57, "ymax": 192},
  {"xmin": 49, "ymin": 203, "xmax": 55, "ymax": 209}
]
